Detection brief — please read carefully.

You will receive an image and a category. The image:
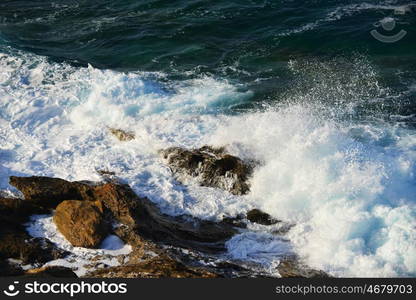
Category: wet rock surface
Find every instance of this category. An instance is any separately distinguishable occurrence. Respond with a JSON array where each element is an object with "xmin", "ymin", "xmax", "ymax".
[{"xmin": 160, "ymin": 146, "xmax": 253, "ymax": 195}]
